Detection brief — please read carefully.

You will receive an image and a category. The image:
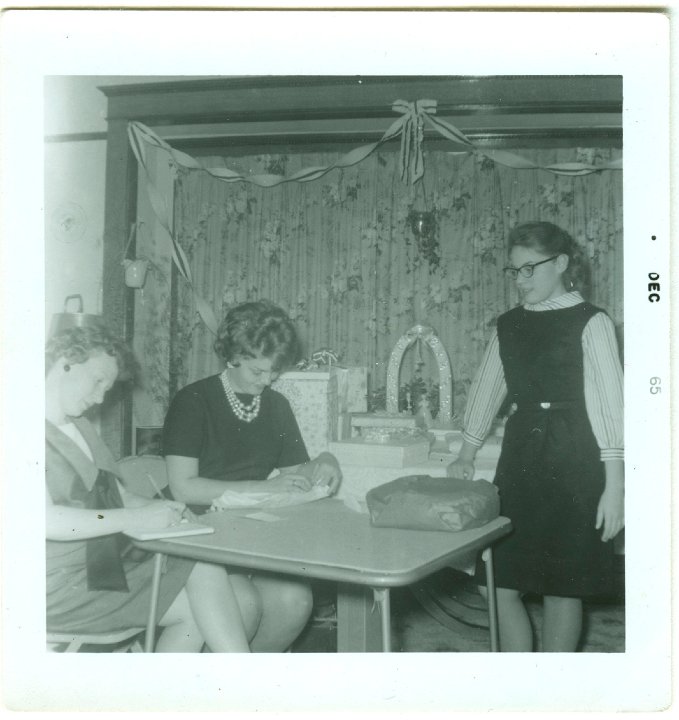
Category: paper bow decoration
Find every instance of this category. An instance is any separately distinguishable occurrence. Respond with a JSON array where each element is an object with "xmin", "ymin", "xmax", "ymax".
[
  {"xmin": 404, "ymin": 324, "xmax": 436, "ymax": 345},
  {"xmin": 296, "ymin": 348, "xmax": 340, "ymax": 370},
  {"xmin": 391, "ymin": 99, "xmax": 437, "ymax": 184}
]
